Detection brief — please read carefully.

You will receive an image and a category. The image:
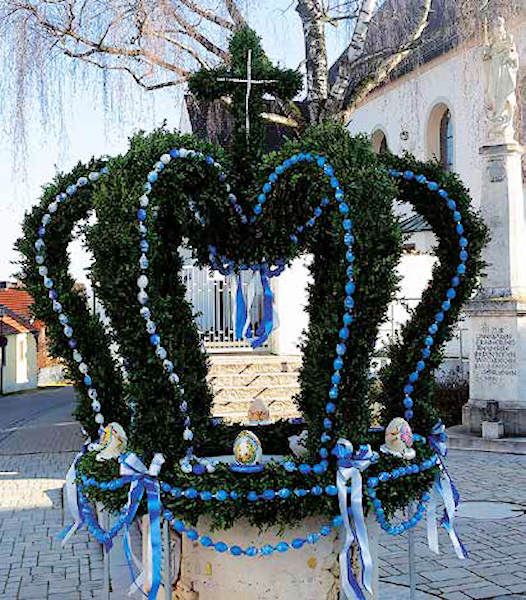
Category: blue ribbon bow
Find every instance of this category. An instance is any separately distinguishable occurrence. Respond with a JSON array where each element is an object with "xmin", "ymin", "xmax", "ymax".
[
  {"xmin": 333, "ymin": 440, "xmax": 378, "ymax": 600},
  {"xmin": 119, "ymin": 452, "xmax": 165, "ymax": 599},
  {"xmin": 427, "ymin": 422, "xmax": 468, "ymax": 559}
]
